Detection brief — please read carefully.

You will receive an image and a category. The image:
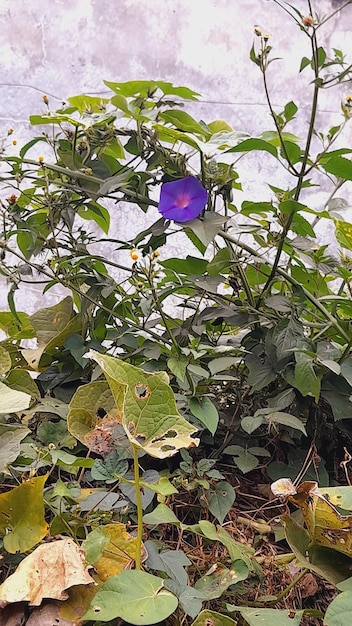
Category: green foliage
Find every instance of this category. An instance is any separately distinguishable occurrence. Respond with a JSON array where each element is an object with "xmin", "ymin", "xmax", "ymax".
[{"xmin": 0, "ymin": 2, "xmax": 352, "ymax": 624}]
